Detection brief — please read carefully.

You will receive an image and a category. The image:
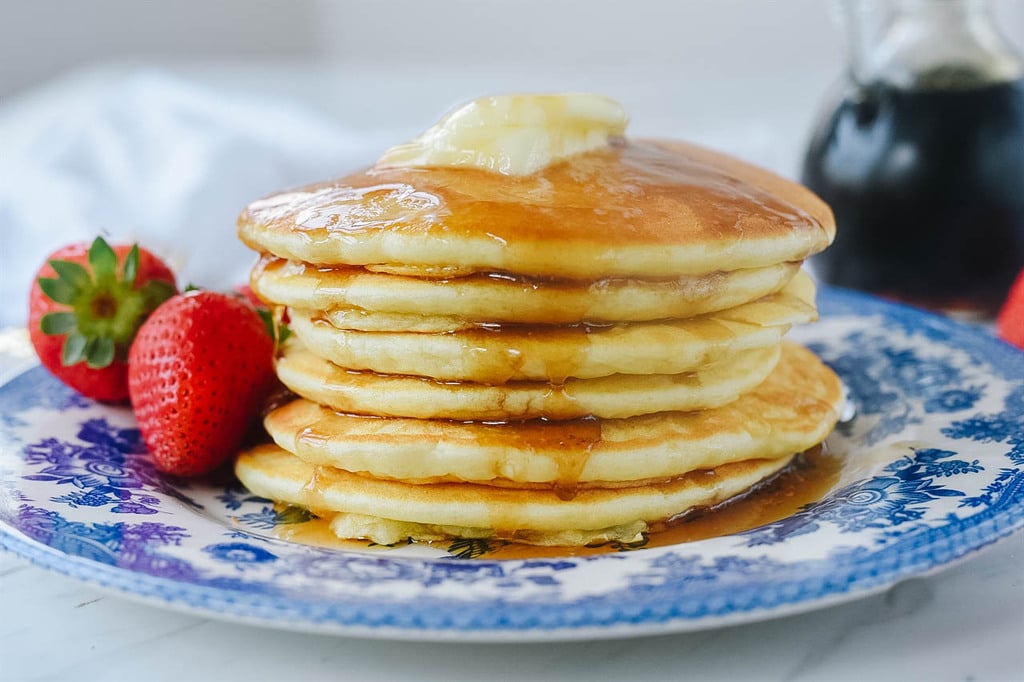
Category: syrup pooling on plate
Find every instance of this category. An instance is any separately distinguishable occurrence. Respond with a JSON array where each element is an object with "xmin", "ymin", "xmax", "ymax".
[
  {"xmin": 268, "ymin": 444, "xmax": 842, "ymax": 558},
  {"xmin": 238, "ymin": 446, "xmax": 792, "ymax": 542}
]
